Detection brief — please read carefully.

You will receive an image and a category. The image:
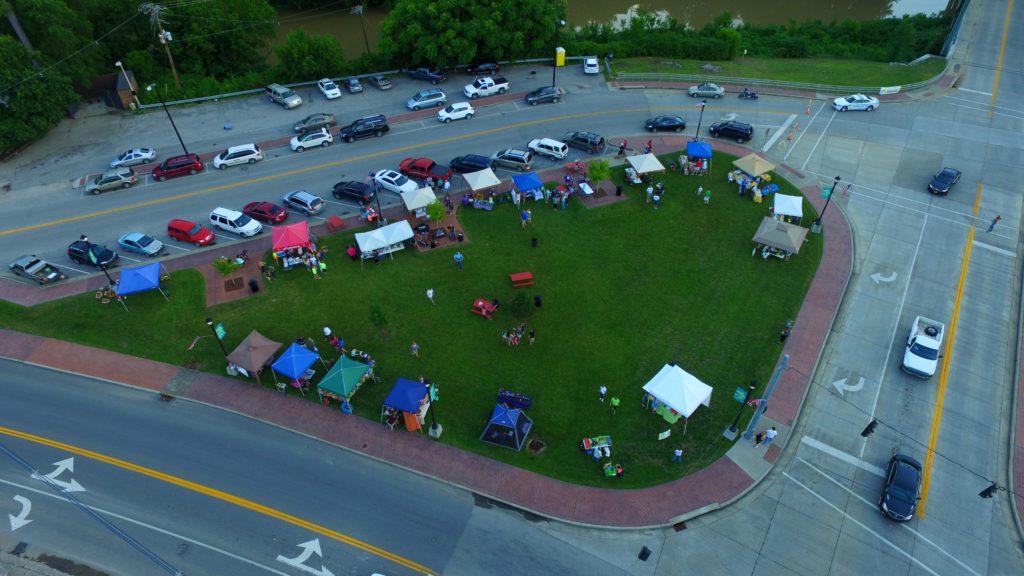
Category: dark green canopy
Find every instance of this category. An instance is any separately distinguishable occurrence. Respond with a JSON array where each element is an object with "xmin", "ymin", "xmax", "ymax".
[{"xmin": 317, "ymin": 356, "xmax": 370, "ymax": 402}]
